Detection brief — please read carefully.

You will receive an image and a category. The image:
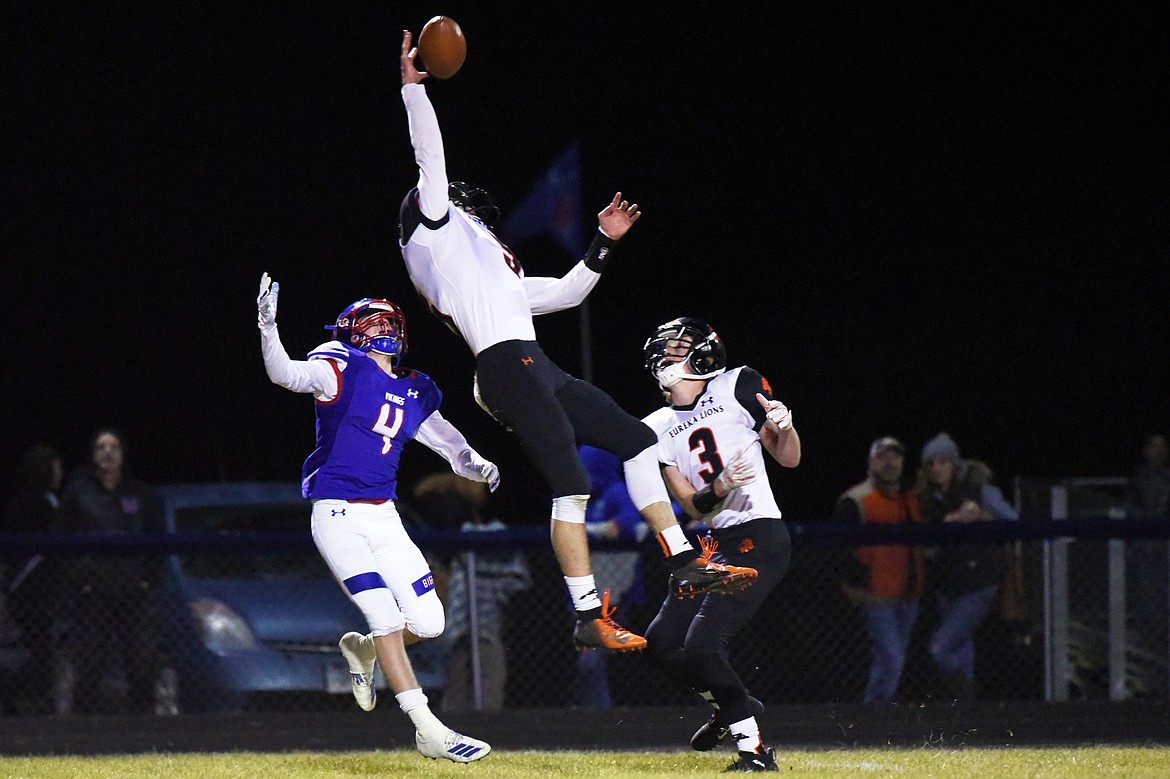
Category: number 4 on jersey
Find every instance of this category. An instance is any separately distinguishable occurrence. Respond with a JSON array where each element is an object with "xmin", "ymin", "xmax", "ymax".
[{"xmin": 373, "ymin": 404, "xmax": 404, "ymax": 454}]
